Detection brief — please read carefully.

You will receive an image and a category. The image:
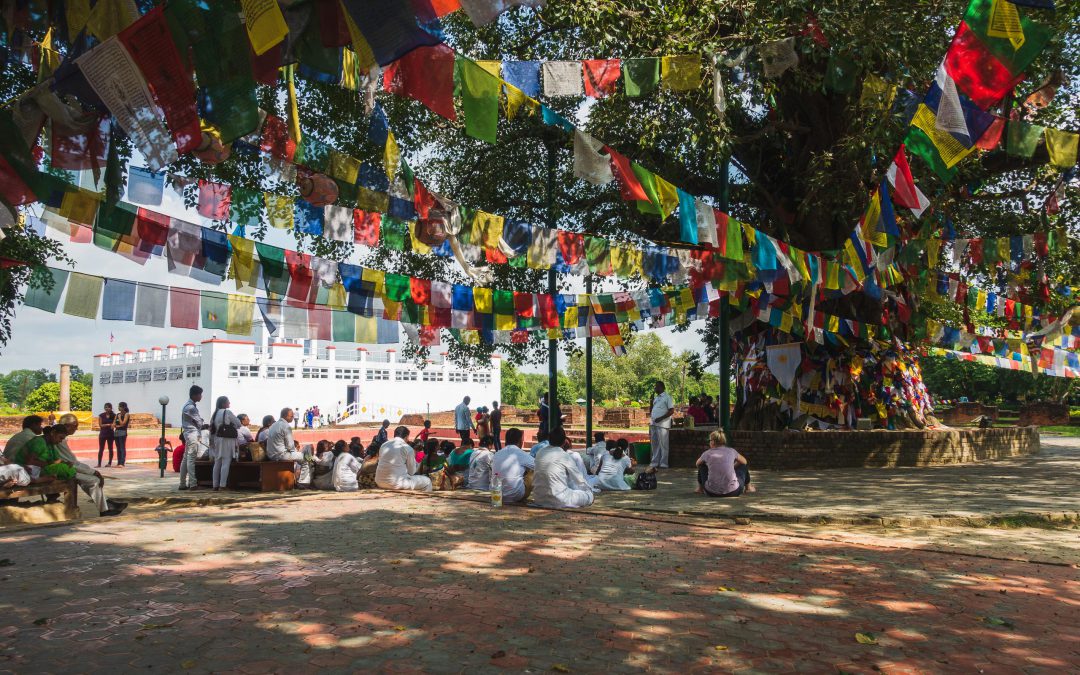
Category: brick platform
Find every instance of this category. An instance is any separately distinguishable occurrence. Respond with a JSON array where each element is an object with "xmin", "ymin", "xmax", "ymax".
[
  {"xmin": 669, "ymin": 426, "xmax": 1041, "ymax": 469},
  {"xmin": 939, "ymin": 402, "xmax": 999, "ymax": 425}
]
